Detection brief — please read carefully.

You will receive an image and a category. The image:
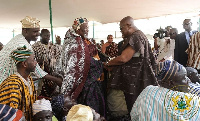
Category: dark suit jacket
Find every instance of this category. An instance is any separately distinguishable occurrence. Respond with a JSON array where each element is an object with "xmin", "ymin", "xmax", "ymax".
[{"xmin": 174, "ymin": 31, "xmax": 197, "ymax": 66}]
